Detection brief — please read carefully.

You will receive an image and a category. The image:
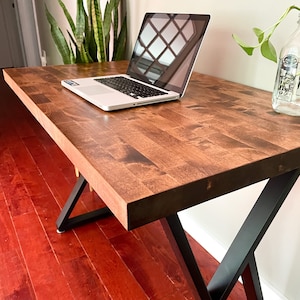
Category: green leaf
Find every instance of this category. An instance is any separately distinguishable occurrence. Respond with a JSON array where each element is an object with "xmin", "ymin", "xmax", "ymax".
[
  {"xmin": 58, "ymin": 0, "xmax": 76, "ymax": 36},
  {"xmin": 260, "ymin": 39, "xmax": 277, "ymax": 63},
  {"xmin": 232, "ymin": 34, "xmax": 255, "ymax": 56},
  {"xmin": 253, "ymin": 27, "xmax": 264, "ymax": 43},
  {"xmin": 103, "ymin": 0, "xmax": 114, "ymax": 37},
  {"xmin": 45, "ymin": 4, "xmax": 72, "ymax": 64},
  {"xmin": 75, "ymin": 0, "xmax": 86, "ymax": 48},
  {"xmin": 90, "ymin": 0, "xmax": 107, "ymax": 61},
  {"xmin": 79, "ymin": 43, "xmax": 93, "ymax": 63},
  {"xmin": 233, "ymin": 6, "xmax": 300, "ymax": 64},
  {"xmin": 65, "ymin": 31, "xmax": 76, "ymax": 63},
  {"xmin": 67, "ymin": 30, "xmax": 81, "ymax": 63},
  {"xmin": 86, "ymin": 0, "xmax": 97, "ymax": 61},
  {"xmin": 113, "ymin": 0, "xmax": 120, "ymax": 41},
  {"xmin": 103, "ymin": 0, "xmax": 114, "ymax": 59},
  {"xmin": 113, "ymin": 16, "xmax": 127, "ymax": 60}
]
